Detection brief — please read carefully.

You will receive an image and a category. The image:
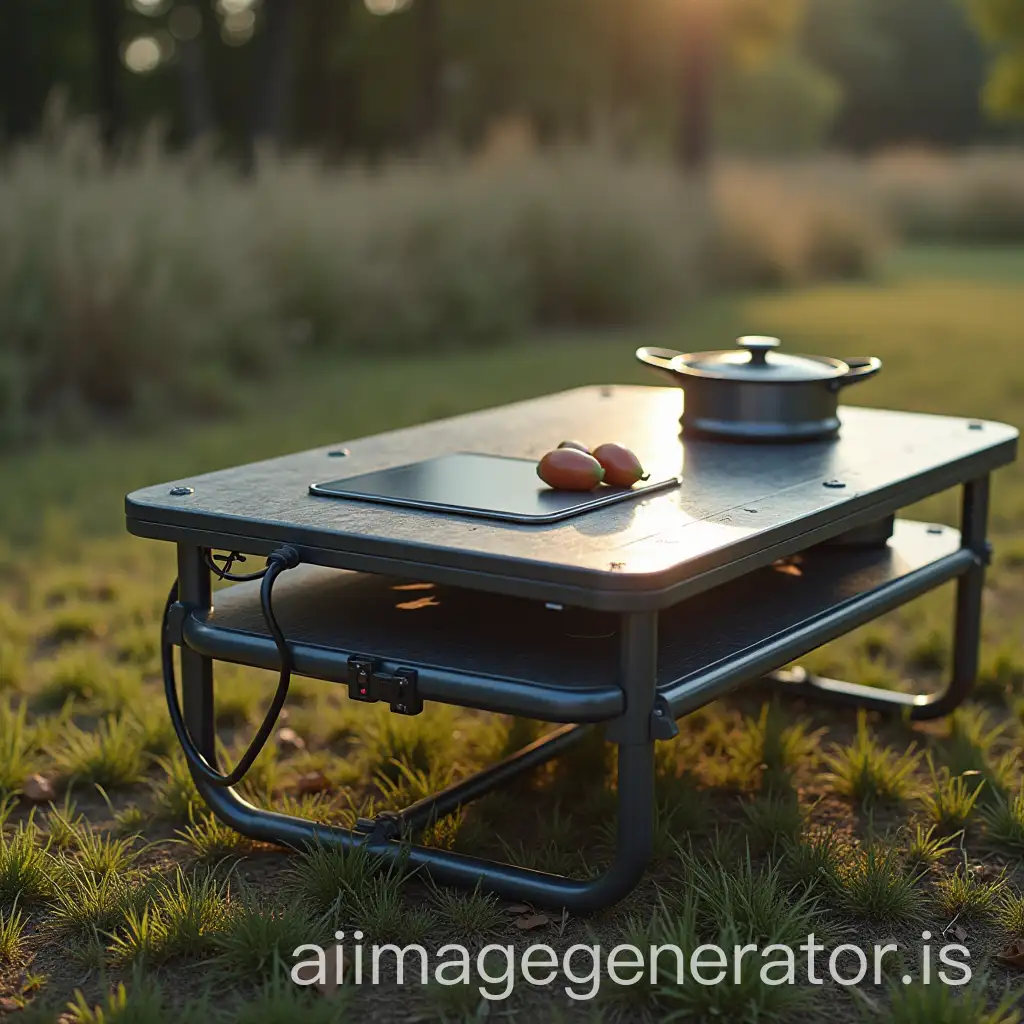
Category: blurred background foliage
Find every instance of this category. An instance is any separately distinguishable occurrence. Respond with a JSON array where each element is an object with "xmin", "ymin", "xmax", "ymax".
[
  {"xmin": 1, "ymin": 0, "xmax": 1024, "ymax": 446},
  {"xmin": 0, "ymin": 0, "xmax": 1019, "ymax": 160}
]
